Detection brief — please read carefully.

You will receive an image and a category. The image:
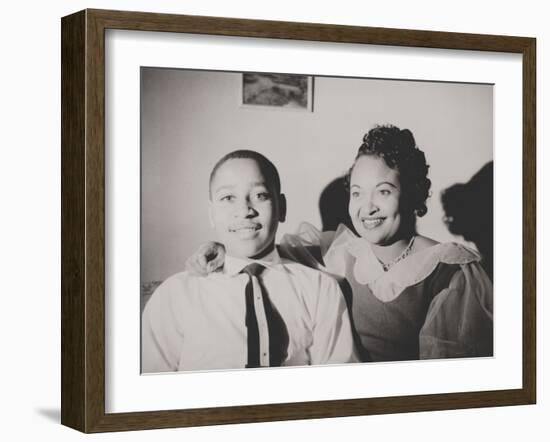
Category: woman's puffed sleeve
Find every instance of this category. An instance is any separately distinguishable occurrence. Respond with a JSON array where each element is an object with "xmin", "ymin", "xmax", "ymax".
[{"xmin": 419, "ymin": 262, "xmax": 493, "ymax": 359}]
